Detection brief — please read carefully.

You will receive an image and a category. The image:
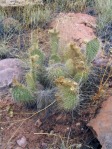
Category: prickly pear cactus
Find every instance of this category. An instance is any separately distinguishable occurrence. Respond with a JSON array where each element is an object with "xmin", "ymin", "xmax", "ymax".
[
  {"xmin": 65, "ymin": 59, "xmax": 75, "ymax": 76},
  {"xmin": 25, "ymin": 72, "xmax": 36, "ymax": 91},
  {"xmin": 86, "ymin": 38, "xmax": 100, "ymax": 65},
  {"xmin": 55, "ymin": 77, "xmax": 79, "ymax": 111},
  {"xmin": 11, "ymin": 26, "xmax": 100, "ymax": 113},
  {"xmin": 49, "ymin": 54, "xmax": 61, "ymax": 64},
  {"xmin": 29, "ymin": 42, "xmax": 45, "ymax": 65},
  {"xmin": 46, "ymin": 63, "xmax": 68, "ymax": 82},
  {"xmin": 12, "ymin": 78, "xmax": 34, "ymax": 104},
  {"xmin": 49, "ymin": 28, "xmax": 59, "ymax": 55},
  {"xmin": 12, "ymin": 52, "xmax": 40, "ymax": 105}
]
